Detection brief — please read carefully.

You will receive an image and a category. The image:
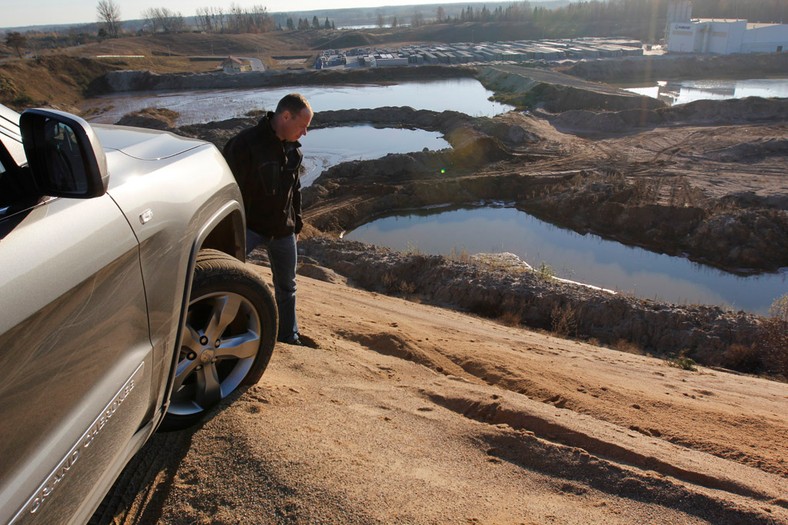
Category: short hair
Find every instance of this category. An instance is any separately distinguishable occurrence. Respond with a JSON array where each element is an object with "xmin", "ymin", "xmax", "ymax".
[{"xmin": 275, "ymin": 93, "xmax": 311, "ymax": 116}]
